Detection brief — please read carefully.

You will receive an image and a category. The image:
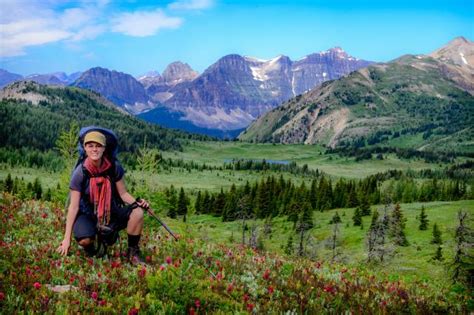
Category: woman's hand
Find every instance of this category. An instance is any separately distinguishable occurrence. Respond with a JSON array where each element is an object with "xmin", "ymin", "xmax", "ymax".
[
  {"xmin": 136, "ymin": 198, "xmax": 150, "ymax": 210},
  {"xmin": 56, "ymin": 239, "xmax": 71, "ymax": 256}
]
